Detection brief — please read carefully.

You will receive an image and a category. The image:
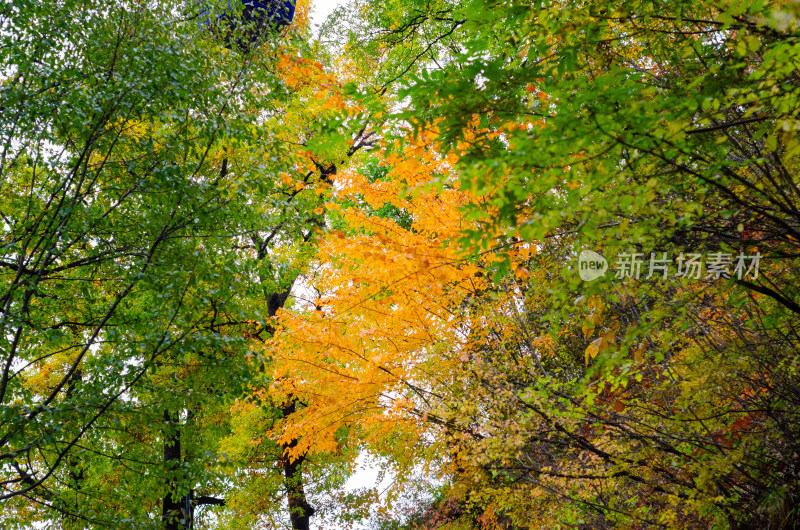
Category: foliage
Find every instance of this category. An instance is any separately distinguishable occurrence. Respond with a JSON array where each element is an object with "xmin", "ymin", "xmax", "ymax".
[
  {"xmin": 268, "ymin": 0, "xmax": 800, "ymax": 528},
  {"xmin": 0, "ymin": 0, "xmax": 361, "ymax": 527},
  {"xmin": 4, "ymin": 0, "xmax": 800, "ymax": 529}
]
